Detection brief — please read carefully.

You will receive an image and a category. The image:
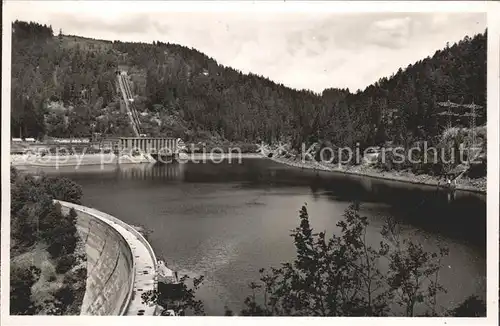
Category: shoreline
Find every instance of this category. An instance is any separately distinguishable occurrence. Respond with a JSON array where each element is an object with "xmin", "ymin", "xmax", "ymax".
[
  {"xmin": 11, "ymin": 153, "xmax": 153, "ymax": 167},
  {"xmin": 10, "ymin": 152, "xmax": 486, "ymax": 194},
  {"xmin": 10, "ymin": 152, "xmax": 262, "ymax": 167},
  {"xmin": 264, "ymin": 154, "xmax": 486, "ymax": 195}
]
